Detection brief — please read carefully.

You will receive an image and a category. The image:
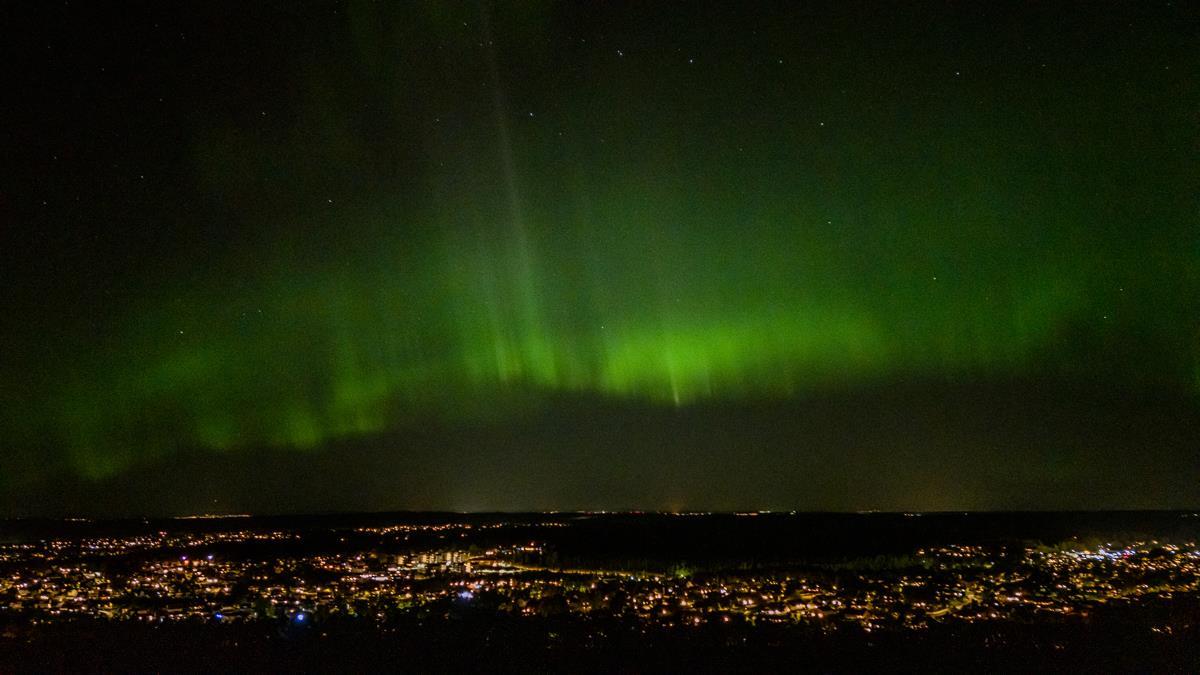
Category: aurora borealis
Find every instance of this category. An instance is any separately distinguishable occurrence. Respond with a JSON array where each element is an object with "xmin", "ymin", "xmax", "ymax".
[{"xmin": 2, "ymin": 2, "xmax": 1197, "ymax": 515}]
